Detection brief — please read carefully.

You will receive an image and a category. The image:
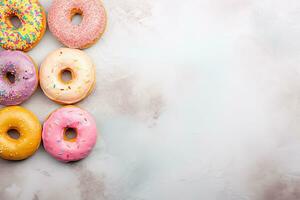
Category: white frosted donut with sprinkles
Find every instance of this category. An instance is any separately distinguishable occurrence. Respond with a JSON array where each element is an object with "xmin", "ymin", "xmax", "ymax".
[{"xmin": 39, "ymin": 48, "xmax": 95, "ymax": 104}]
